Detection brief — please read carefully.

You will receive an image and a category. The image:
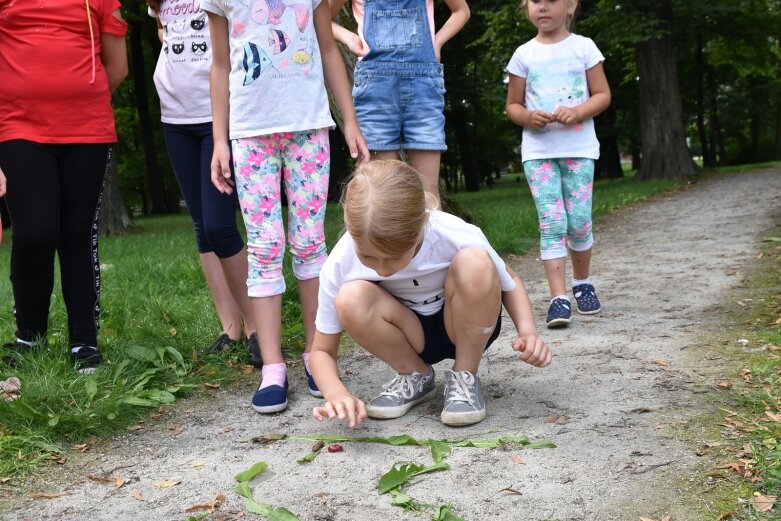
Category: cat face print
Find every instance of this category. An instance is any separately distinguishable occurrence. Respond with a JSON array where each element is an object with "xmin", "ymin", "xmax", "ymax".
[
  {"xmin": 192, "ymin": 41, "xmax": 207, "ymax": 55},
  {"xmin": 171, "ymin": 43, "xmax": 185, "ymax": 54},
  {"xmin": 171, "ymin": 19, "xmax": 186, "ymax": 33},
  {"xmin": 191, "ymin": 17, "xmax": 205, "ymax": 30}
]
